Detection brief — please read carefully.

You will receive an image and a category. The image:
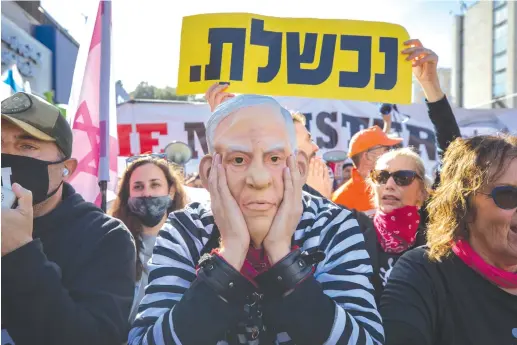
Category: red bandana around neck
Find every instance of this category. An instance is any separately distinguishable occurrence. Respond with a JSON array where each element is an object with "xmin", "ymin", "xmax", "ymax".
[
  {"xmin": 452, "ymin": 239, "xmax": 517, "ymax": 289},
  {"xmin": 373, "ymin": 205, "xmax": 420, "ymax": 253}
]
